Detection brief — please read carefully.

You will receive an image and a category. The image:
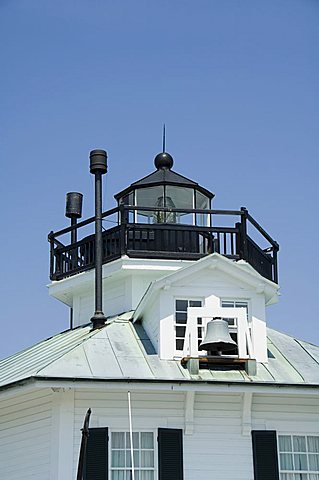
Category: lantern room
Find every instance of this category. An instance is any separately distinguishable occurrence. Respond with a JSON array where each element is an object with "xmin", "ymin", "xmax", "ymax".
[{"xmin": 114, "ymin": 152, "xmax": 214, "ymax": 227}]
